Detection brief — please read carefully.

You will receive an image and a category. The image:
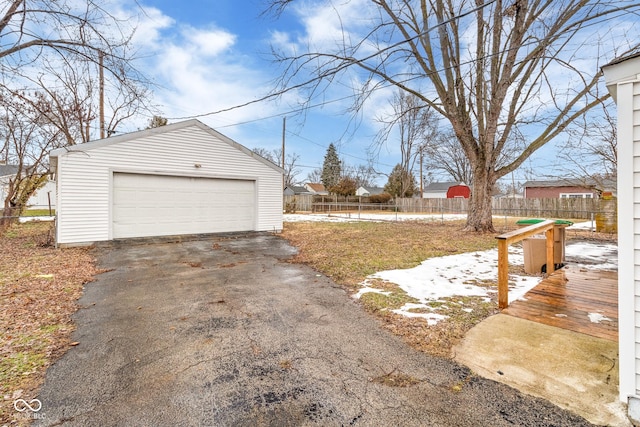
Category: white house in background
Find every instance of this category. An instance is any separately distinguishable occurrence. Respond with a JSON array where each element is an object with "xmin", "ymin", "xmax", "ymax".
[
  {"xmin": 0, "ymin": 164, "xmax": 56, "ymax": 211},
  {"xmin": 27, "ymin": 180, "xmax": 56, "ymax": 210},
  {"xmin": 355, "ymin": 186, "xmax": 384, "ymax": 197},
  {"xmin": 0, "ymin": 164, "xmax": 19, "ymax": 203},
  {"xmin": 602, "ymin": 52, "xmax": 640, "ymax": 424},
  {"xmin": 50, "ymin": 119, "xmax": 284, "ymax": 246}
]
